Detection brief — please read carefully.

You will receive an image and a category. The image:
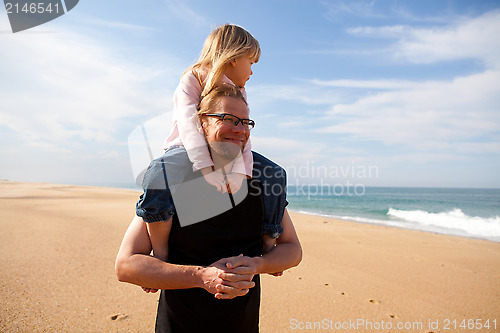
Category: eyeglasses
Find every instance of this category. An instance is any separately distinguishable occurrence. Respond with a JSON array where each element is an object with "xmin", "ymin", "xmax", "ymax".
[{"xmin": 202, "ymin": 113, "xmax": 255, "ymax": 129}]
